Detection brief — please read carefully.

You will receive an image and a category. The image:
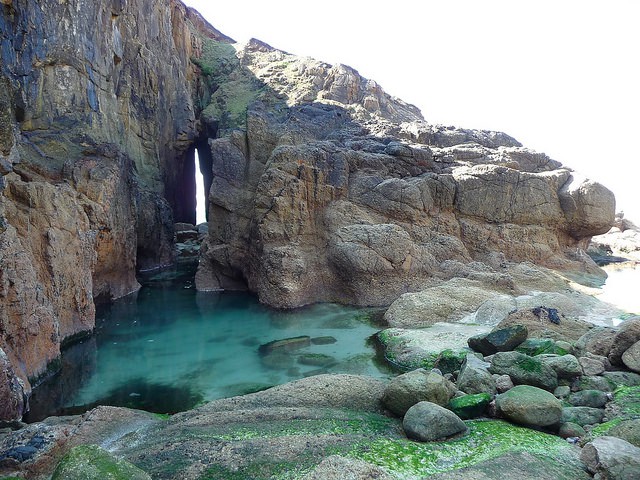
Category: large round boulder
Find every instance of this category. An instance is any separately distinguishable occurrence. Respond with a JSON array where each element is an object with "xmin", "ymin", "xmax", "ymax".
[
  {"xmin": 403, "ymin": 401, "xmax": 468, "ymax": 442},
  {"xmin": 382, "ymin": 369, "xmax": 456, "ymax": 416},
  {"xmin": 495, "ymin": 385, "xmax": 562, "ymax": 427},
  {"xmin": 489, "ymin": 351, "xmax": 558, "ymax": 391},
  {"xmin": 609, "ymin": 319, "xmax": 640, "ymax": 366}
]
